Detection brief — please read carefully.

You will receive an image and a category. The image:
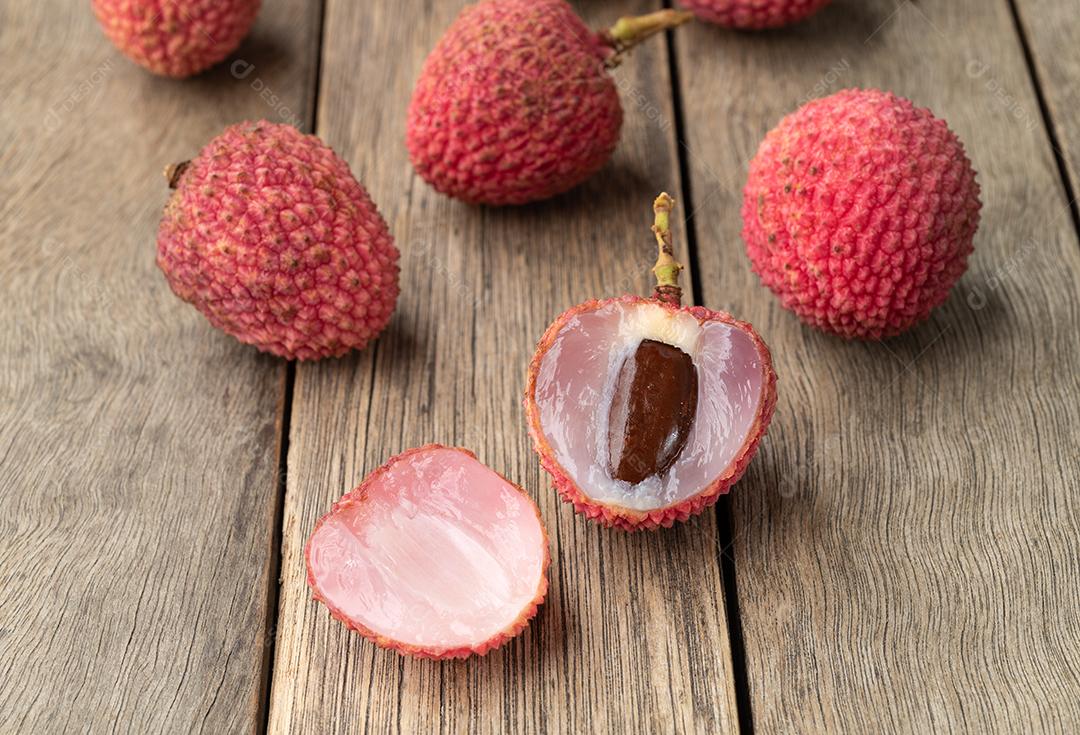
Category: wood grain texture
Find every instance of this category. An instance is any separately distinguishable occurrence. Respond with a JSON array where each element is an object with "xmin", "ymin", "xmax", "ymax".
[
  {"xmin": 0, "ymin": 2, "xmax": 317, "ymax": 732},
  {"xmin": 1011, "ymin": 0, "xmax": 1080, "ymax": 199},
  {"xmin": 267, "ymin": 1, "xmax": 740, "ymax": 732},
  {"xmin": 672, "ymin": 0, "xmax": 1080, "ymax": 731}
]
